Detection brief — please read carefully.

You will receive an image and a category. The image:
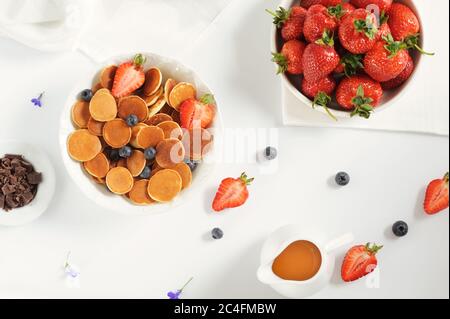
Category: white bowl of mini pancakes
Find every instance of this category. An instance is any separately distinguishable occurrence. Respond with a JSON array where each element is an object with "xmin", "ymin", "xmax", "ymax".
[{"xmin": 59, "ymin": 53, "xmax": 222, "ymax": 215}]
